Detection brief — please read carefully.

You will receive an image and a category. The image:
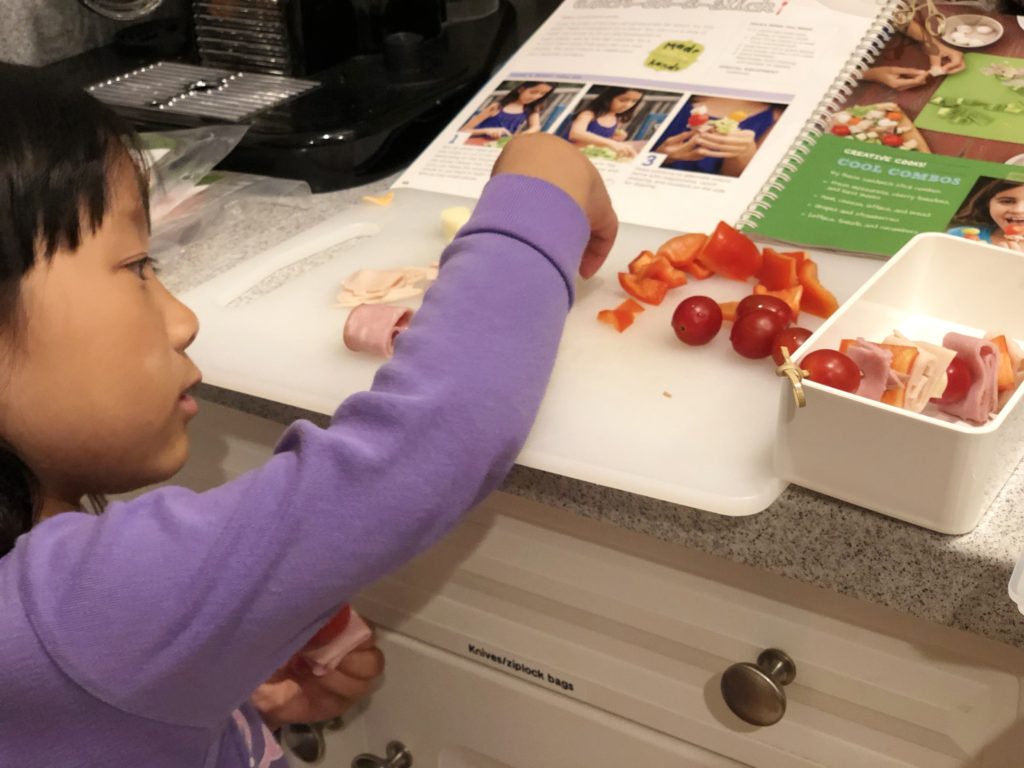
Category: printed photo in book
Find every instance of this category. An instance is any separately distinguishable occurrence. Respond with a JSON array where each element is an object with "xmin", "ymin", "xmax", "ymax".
[
  {"xmin": 395, "ymin": 0, "xmax": 886, "ymax": 235},
  {"xmin": 745, "ymin": 1, "xmax": 1024, "ymax": 257}
]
